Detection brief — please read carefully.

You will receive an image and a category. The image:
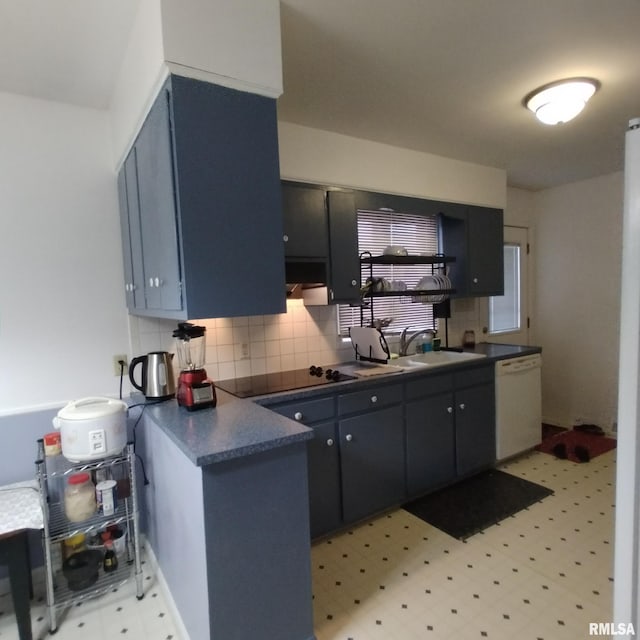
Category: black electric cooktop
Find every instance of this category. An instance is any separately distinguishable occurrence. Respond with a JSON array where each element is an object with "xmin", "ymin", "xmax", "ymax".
[{"xmin": 216, "ymin": 366, "xmax": 355, "ymax": 398}]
